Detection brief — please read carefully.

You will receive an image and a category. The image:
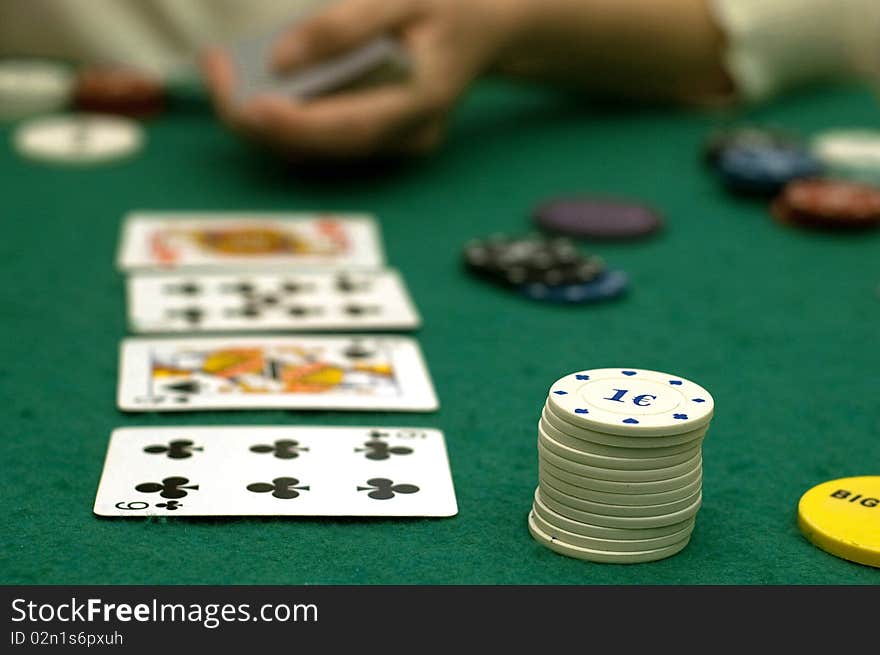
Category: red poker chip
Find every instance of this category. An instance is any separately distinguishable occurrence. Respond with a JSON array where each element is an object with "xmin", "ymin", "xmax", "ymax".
[
  {"xmin": 73, "ymin": 67, "xmax": 165, "ymax": 118},
  {"xmin": 772, "ymin": 179, "xmax": 880, "ymax": 229}
]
